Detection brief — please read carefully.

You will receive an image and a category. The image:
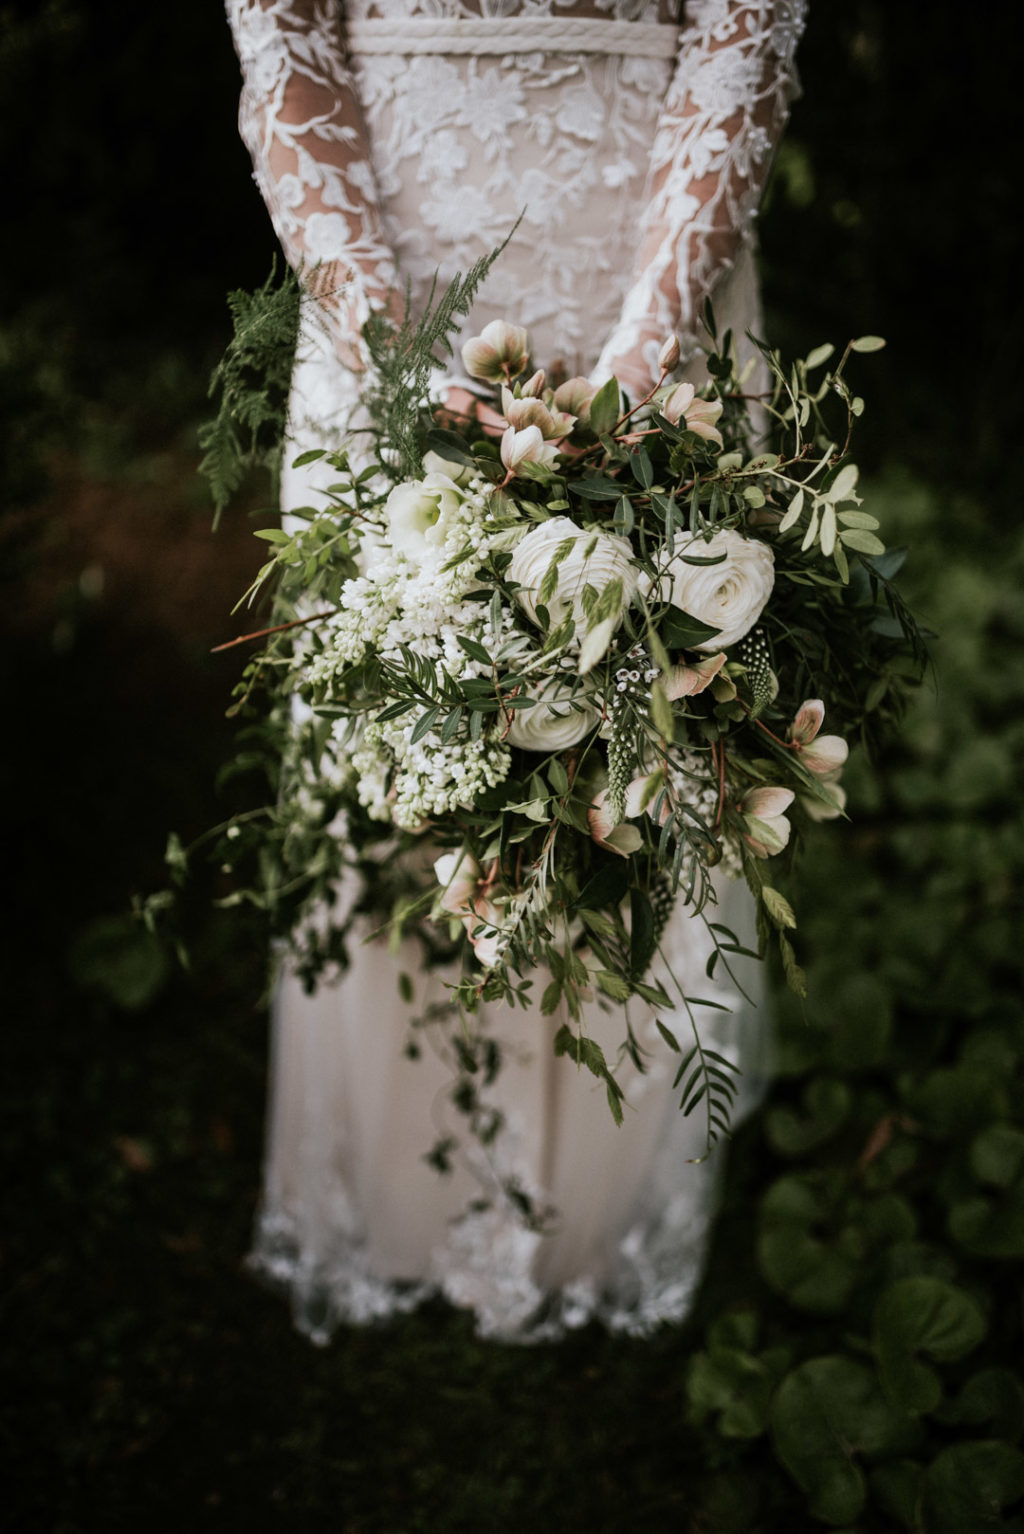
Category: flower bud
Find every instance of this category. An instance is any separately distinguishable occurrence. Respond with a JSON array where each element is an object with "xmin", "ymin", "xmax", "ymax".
[{"xmin": 657, "ymin": 334, "xmax": 681, "ymax": 372}]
